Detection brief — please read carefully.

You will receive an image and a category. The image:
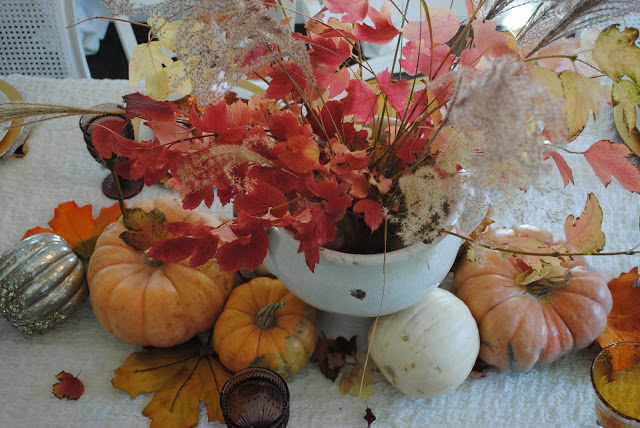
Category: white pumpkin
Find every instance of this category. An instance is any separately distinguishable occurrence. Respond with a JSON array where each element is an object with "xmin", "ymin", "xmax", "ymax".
[{"xmin": 368, "ymin": 288, "xmax": 479, "ymax": 399}]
